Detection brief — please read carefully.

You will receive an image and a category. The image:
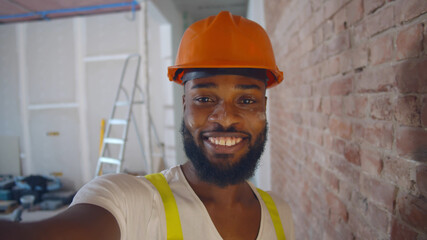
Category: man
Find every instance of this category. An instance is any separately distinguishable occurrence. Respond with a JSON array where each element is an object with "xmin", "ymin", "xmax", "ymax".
[{"xmin": 0, "ymin": 11, "xmax": 294, "ymax": 240}]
